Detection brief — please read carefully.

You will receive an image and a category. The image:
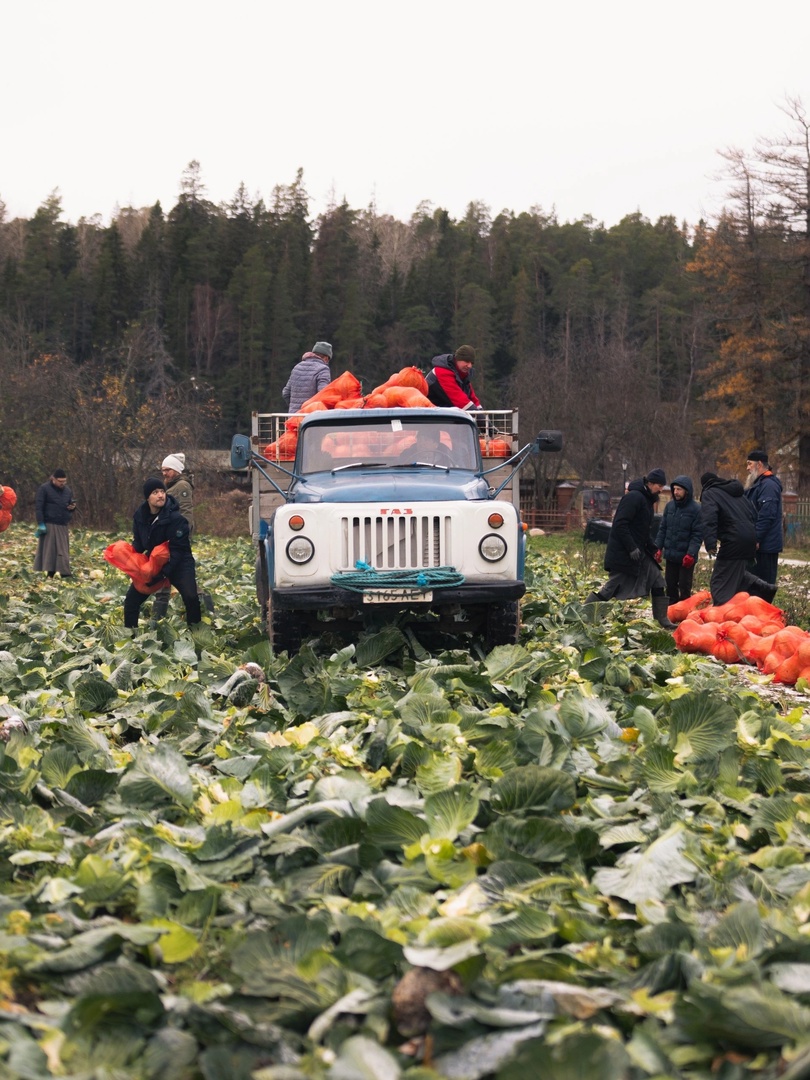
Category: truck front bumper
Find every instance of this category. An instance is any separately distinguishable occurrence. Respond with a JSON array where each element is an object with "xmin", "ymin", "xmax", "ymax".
[{"xmin": 271, "ymin": 580, "xmax": 526, "ymax": 610}]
